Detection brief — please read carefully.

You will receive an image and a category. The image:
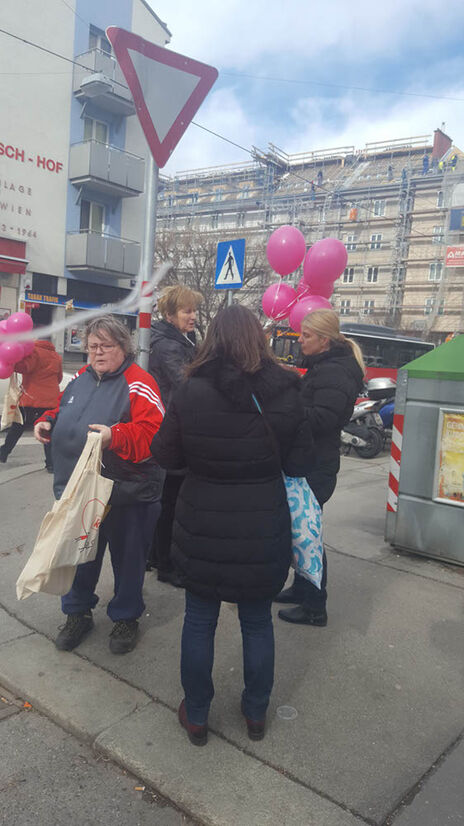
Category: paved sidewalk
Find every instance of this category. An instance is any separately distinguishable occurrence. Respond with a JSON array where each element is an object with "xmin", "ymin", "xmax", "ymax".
[{"xmin": 0, "ymin": 442, "xmax": 463, "ymax": 825}]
